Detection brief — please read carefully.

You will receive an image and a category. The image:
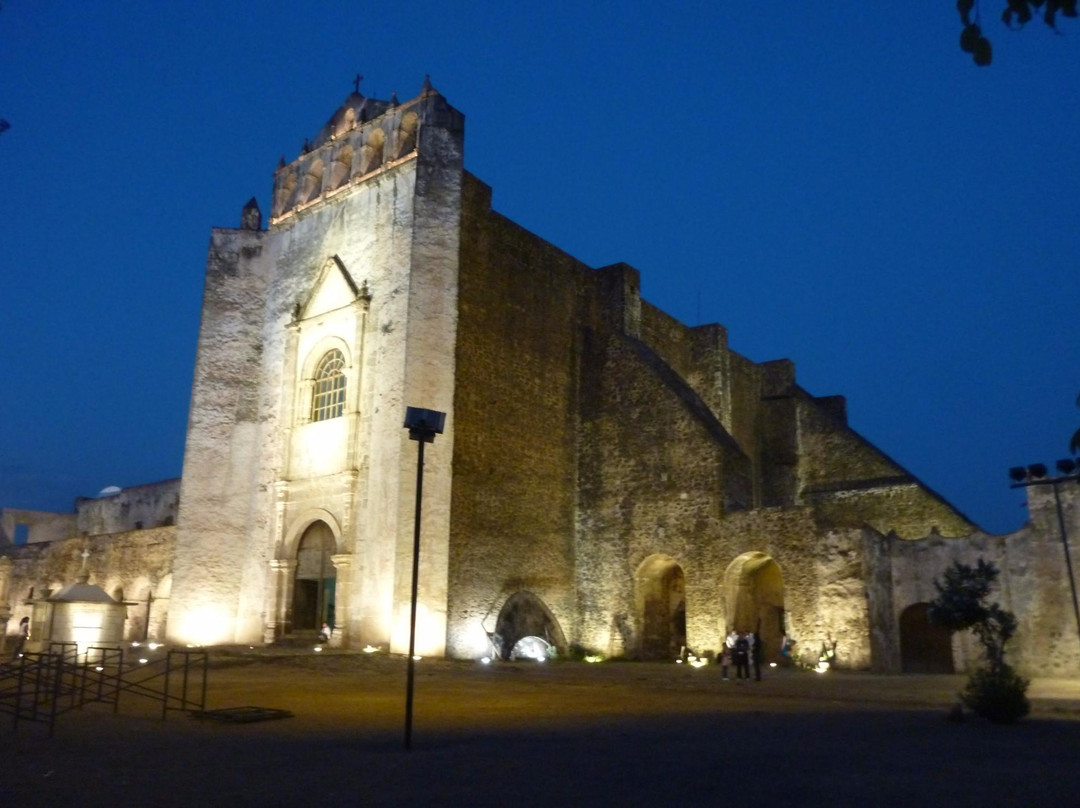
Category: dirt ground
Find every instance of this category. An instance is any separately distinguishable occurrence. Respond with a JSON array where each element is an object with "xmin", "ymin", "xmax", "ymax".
[{"xmin": 4, "ymin": 649, "xmax": 1080, "ymax": 807}]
